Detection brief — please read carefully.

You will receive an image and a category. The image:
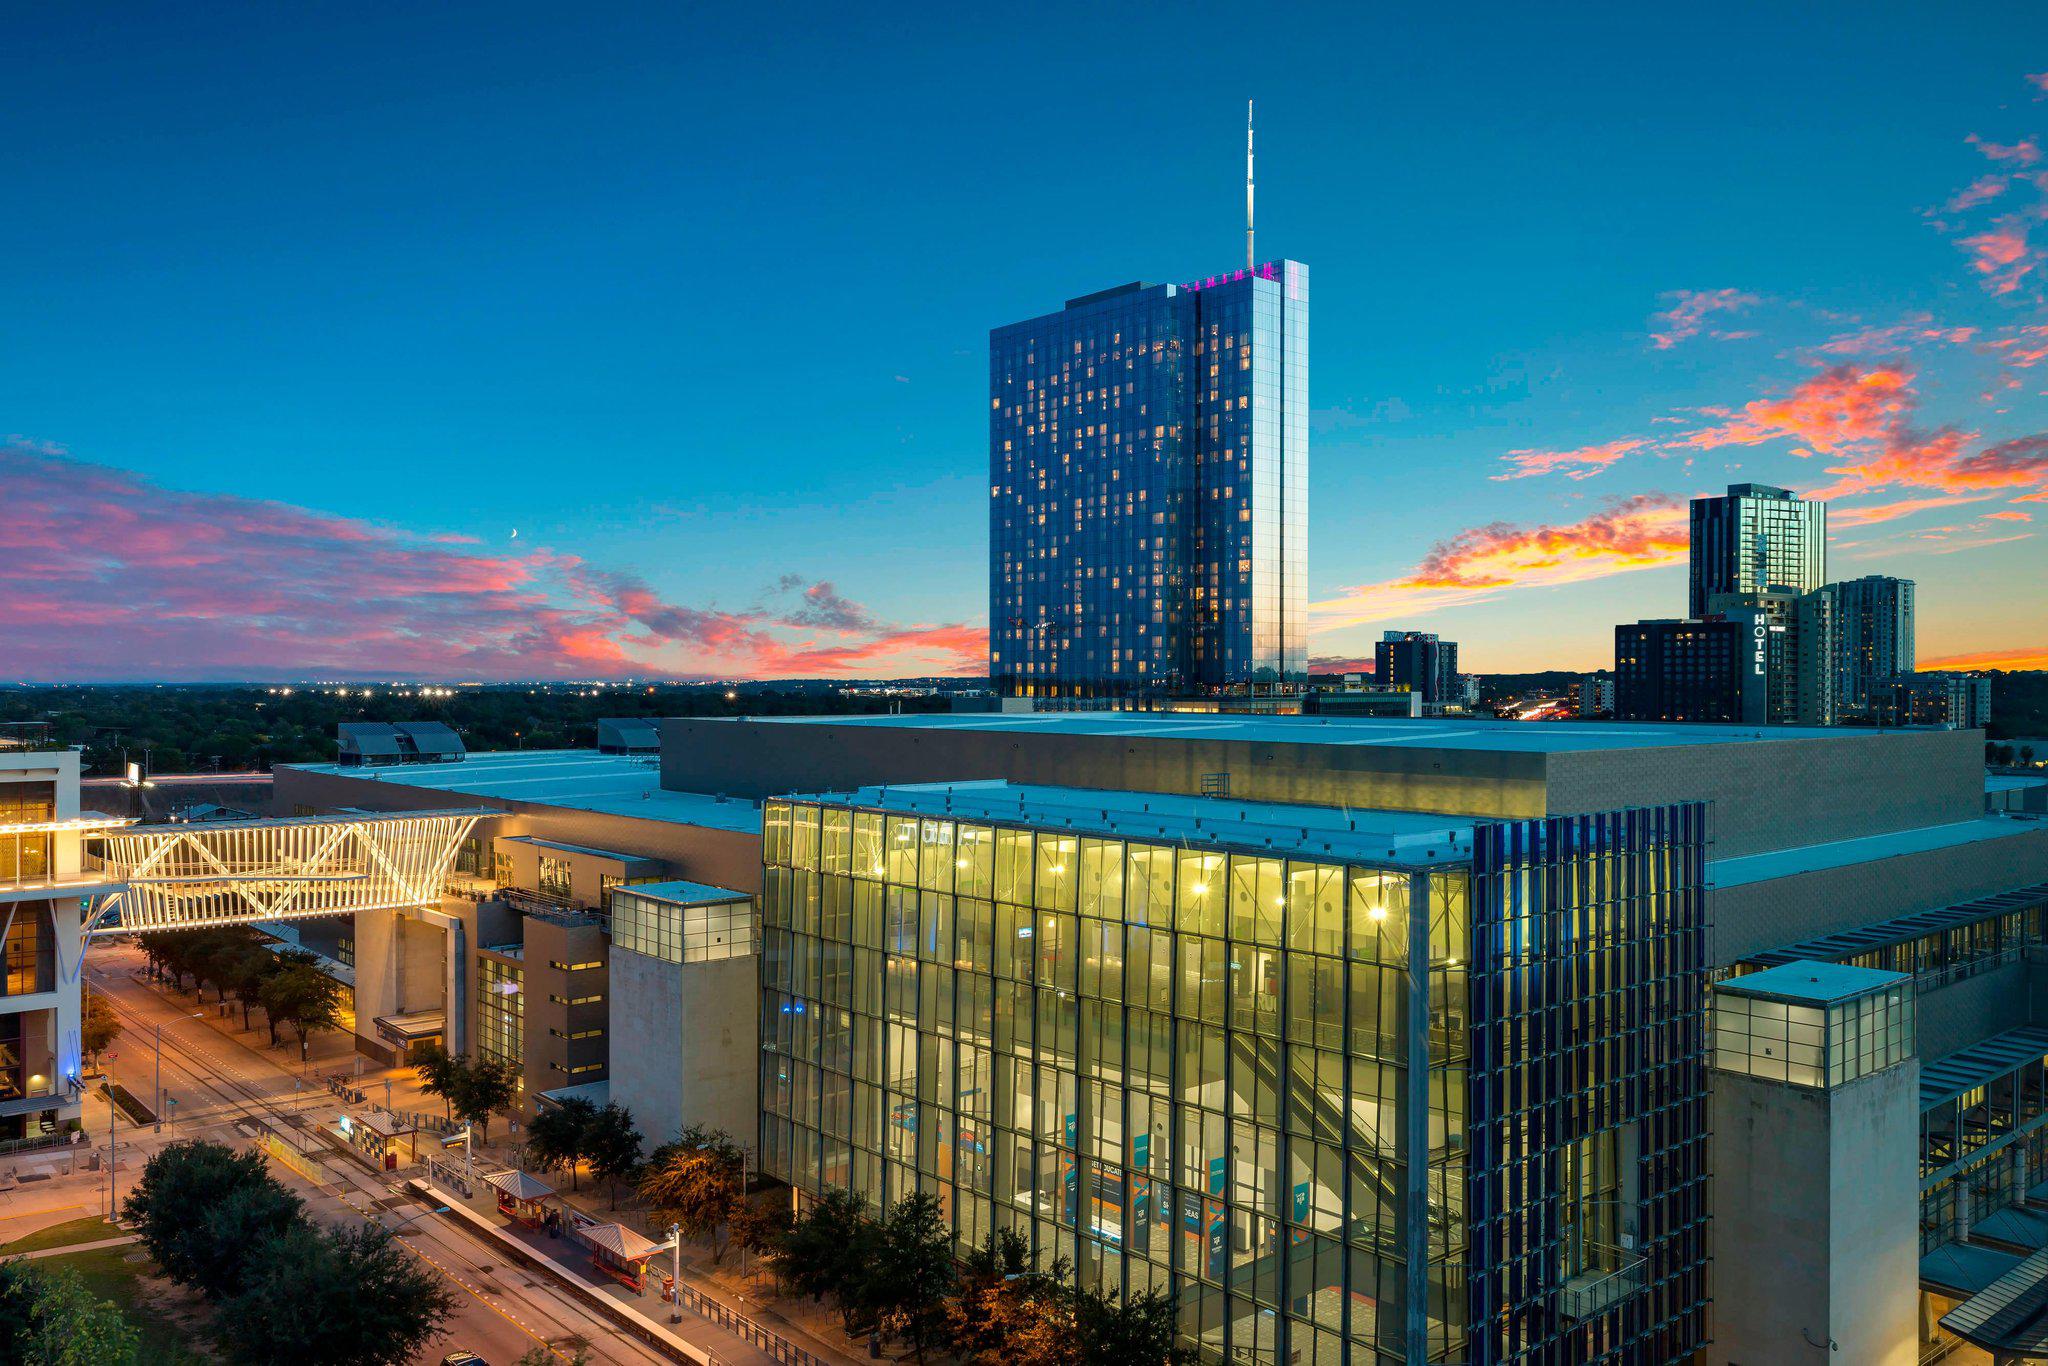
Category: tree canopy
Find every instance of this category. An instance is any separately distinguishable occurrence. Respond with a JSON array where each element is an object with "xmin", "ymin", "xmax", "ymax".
[{"xmin": 0, "ymin": 1262, "xmax": 139, "ymax": 1365}]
